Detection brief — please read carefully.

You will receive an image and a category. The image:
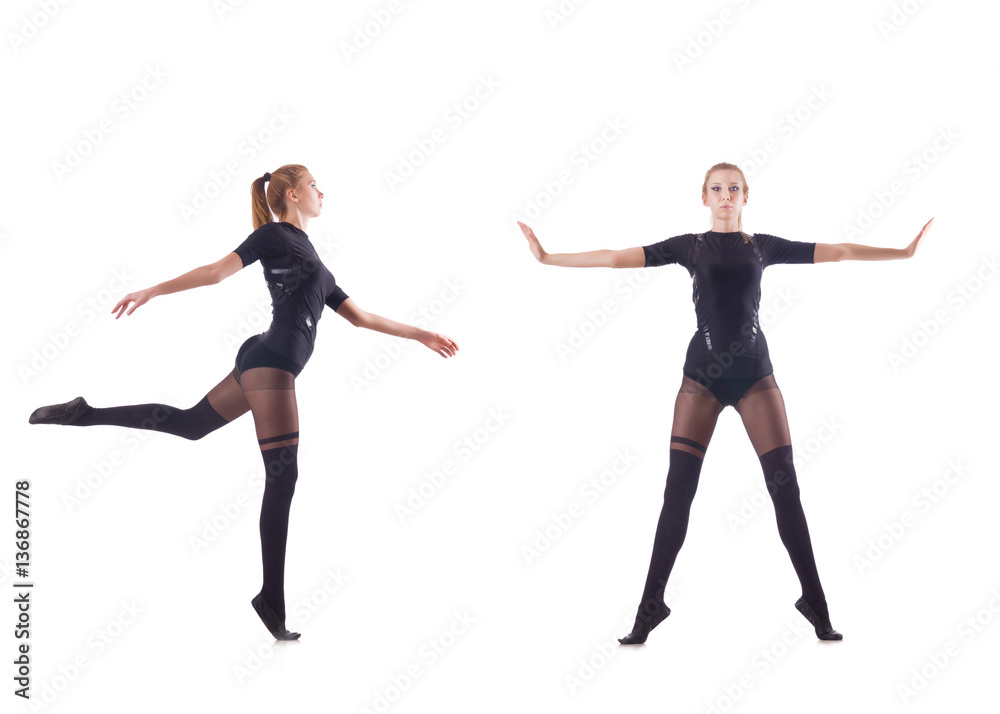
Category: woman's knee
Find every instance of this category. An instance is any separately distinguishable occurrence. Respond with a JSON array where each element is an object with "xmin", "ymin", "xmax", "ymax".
[
  {"xmin": 759, "ymin": 445, "xmax": 800, "ymax": 500},
  {"xmin": 260, "ymin": 444, "xmax": 299, "ymax": 494}
]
